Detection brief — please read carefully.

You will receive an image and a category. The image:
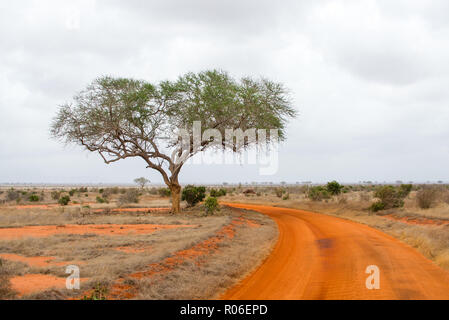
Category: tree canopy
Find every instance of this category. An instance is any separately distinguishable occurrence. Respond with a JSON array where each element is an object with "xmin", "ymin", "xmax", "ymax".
[{"xmin": 51, "ymin": 70, "xmax": 296, "ymax": 212}]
